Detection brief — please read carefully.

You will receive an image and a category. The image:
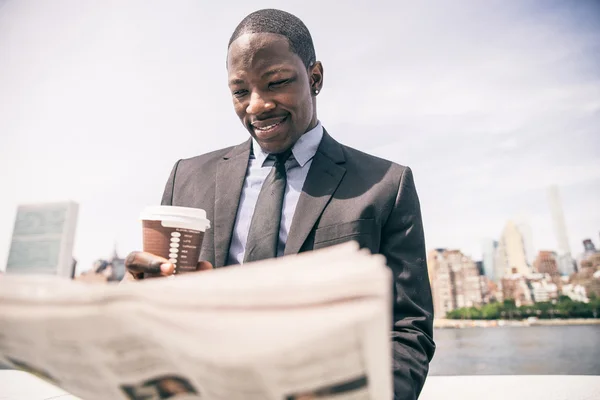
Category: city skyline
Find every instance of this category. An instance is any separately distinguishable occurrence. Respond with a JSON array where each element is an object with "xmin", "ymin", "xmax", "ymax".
[
  {"xmin": 428, "ymin": 233, "xmax": 599, "ymax": 318},
  {"xmin": 1, "ymin": 1, "xmax": 599, "ymax": 273}
]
